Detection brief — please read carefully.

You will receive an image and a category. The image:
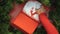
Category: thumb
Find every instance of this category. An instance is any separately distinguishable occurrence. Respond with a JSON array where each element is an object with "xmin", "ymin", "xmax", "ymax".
[{"xmin": 36, "ymin": 6, "xmax": 46, "ymax": 15}]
